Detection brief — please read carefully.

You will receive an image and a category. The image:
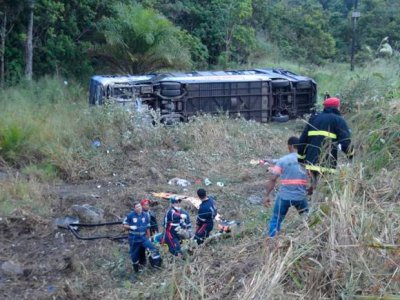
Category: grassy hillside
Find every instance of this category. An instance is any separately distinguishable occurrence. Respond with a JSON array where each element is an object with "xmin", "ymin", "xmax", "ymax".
[{"xmin": 0, "ymin": 60, "xmax": 399, "ymax": 299}]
